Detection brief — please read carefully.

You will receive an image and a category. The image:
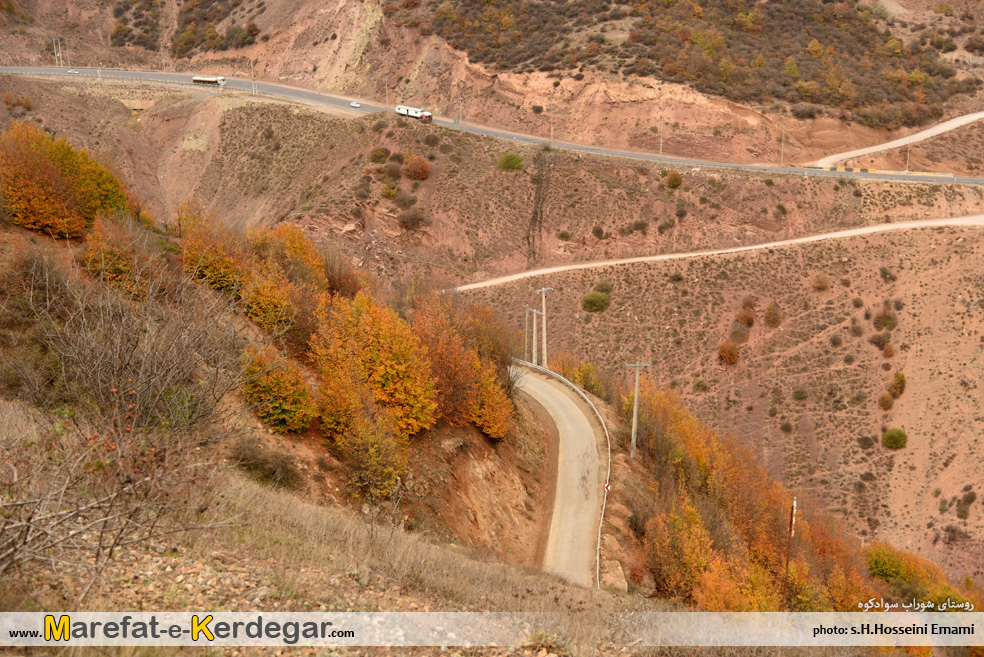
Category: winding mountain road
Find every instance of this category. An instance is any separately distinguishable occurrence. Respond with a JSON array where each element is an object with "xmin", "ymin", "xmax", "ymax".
[
  {"xmin": 457, "ymin": 214, "xmax": 984, "ymax": 291},
  {"xmin": 817, "ymin": 111, "xmax": 984, "ymax": 167},
  {"xmin": 4, "ymin": 66, "xmax": 984, "ymax": 187},
  {"xmin": 514, "ymin": 368, "xmax": 604, "ymax": 588}
]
